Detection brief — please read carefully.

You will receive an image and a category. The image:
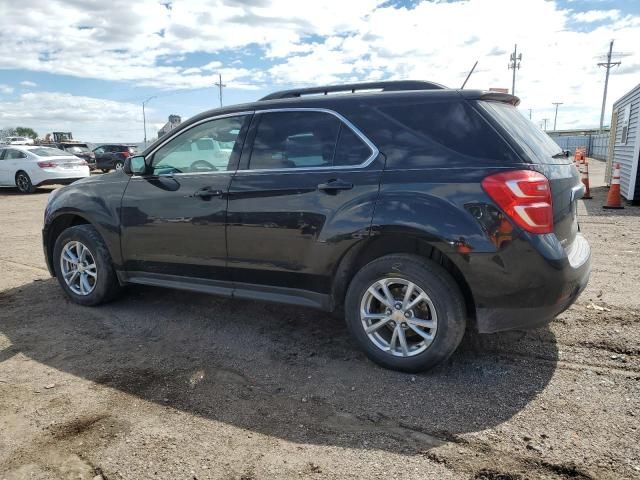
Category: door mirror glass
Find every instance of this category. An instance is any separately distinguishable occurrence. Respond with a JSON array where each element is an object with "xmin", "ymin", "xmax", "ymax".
[{"xmin": 125, "ymin": 155, "xmax": 147, "ymax": 175}]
